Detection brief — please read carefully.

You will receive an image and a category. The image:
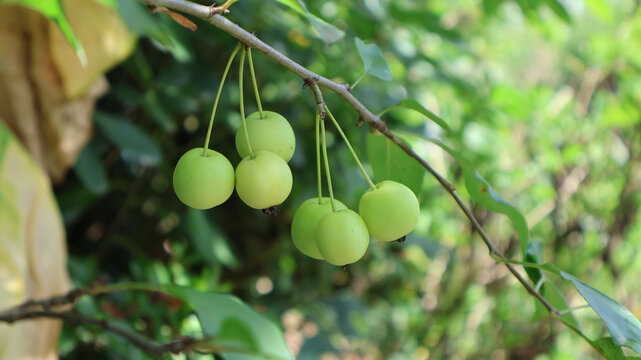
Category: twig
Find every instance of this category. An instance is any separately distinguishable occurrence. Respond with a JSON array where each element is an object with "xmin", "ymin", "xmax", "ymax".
[
  {"xmin": 0, "ymin": 287, "xmax": 200, "ymax": 357},
  {"xmin": 136, "ymin": 0, "xmax": 561, "ymax": 317}
]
